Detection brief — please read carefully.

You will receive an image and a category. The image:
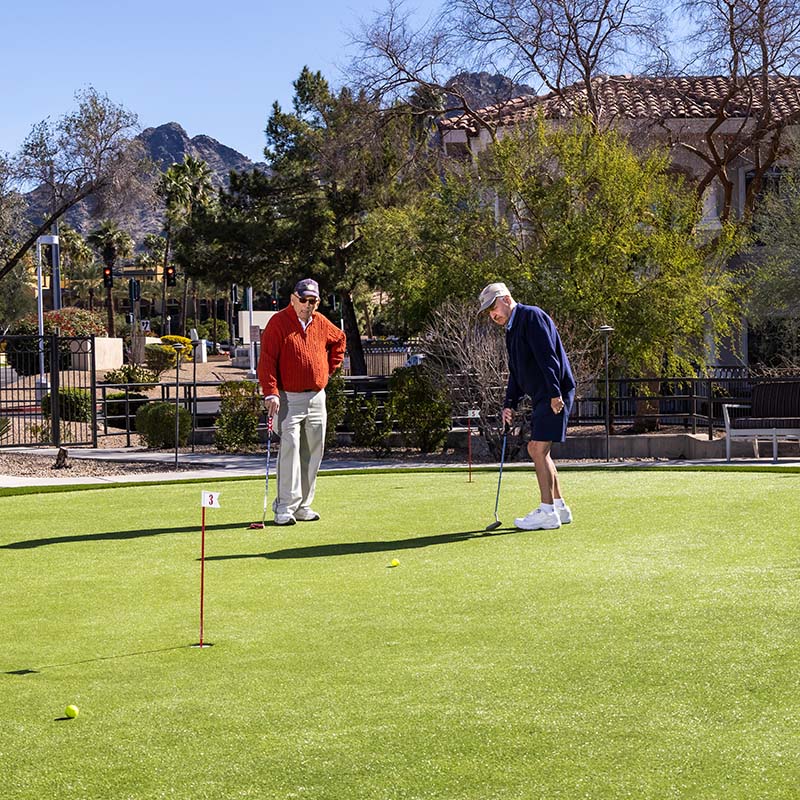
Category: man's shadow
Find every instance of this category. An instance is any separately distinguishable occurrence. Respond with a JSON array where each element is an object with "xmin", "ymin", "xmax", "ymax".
[{"xmin": 205, "ymin": 526, "xmax": 521, "ymax": 562}]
